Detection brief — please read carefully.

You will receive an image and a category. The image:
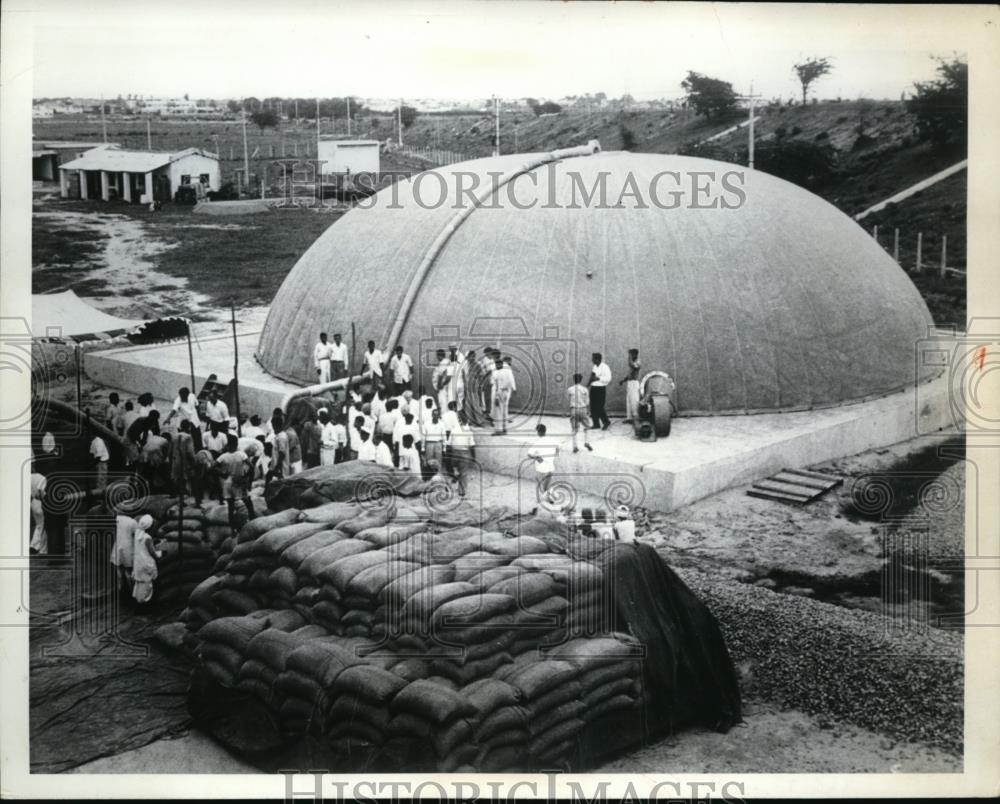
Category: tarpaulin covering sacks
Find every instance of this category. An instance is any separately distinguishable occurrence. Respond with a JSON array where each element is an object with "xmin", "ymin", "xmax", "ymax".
[{"xmin": 184, "ymin": 496, "xmax": 742, "ymax": 771}]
